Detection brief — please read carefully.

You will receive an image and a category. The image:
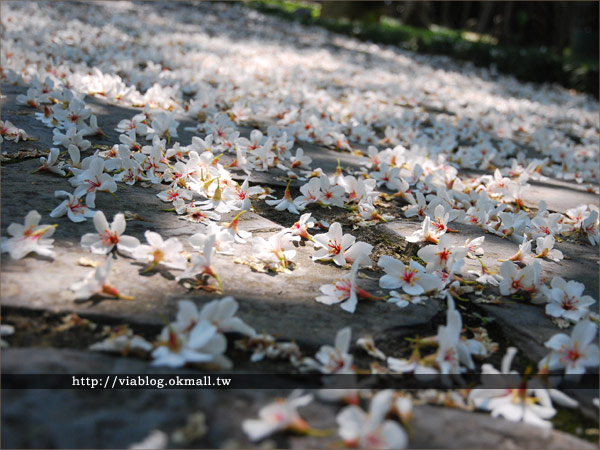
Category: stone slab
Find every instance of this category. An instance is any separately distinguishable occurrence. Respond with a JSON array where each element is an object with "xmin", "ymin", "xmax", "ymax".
[
  {"xmin": 409, "ymin": 405, "xmax": 597, "ymax": 450},
  {"xmin": 381, "ymin": 219, "xmax": 599, "ymax": 362},
  {"xmin": 522, "ymin": 181, "xmax": 599, "ymax": 215},
  {"xmin": 2, "ymin": 348, "xmax": 596, "ymax": 450},
  {"xmin": 382, "ymin": 220, "xmax": 599, "ymax": 301}
]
